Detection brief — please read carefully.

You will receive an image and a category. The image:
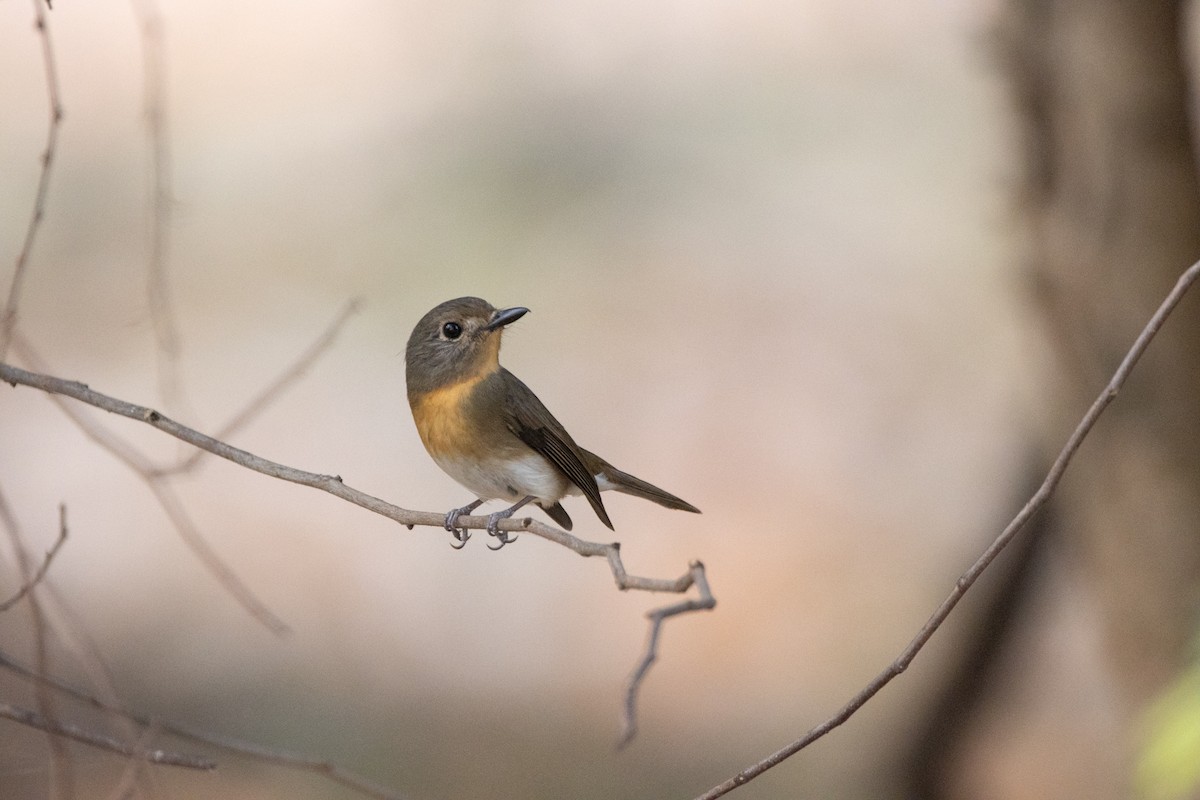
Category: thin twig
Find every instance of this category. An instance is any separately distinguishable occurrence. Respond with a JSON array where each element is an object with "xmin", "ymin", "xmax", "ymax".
[
  {"xmin": 0, "ymin": 358, "xmax": 715, "ymax": 738},
  {"xmin": 0, "ymin": 701, "xmax": 215, "ymax": 771},
  {"xmin": 146, "ymin": 477, "xmax": 291, "ymax": 634},
  {"xmin": 0, "ymin": 0, "xmax": 63, "ymax": 359},
  {"xmin": 0, "ymin": 503, "xmax": 68, "ymax": 613},
  {"xmin": 619, "ymin": 560, "xmax": 714, "ymax": 748},
  {"xmin": 693, "ymin": 259, "xmax": 1200, "ymax": 799},
  {"xmin": 128, "ymin": 0, "xmax": 187, "ymax": 415},
  {"xmin": 0, "ymin": 648, "xmax": 413, "ymax": 800}
]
